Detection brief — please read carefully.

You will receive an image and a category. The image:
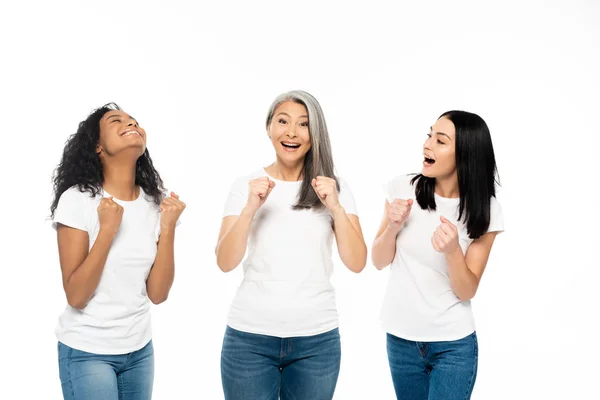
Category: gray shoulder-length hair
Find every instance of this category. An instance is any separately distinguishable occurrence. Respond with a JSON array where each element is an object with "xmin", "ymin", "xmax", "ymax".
[{"xmin": 266, "ymin": 90, "xmax": 339, "ymax": 210}]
